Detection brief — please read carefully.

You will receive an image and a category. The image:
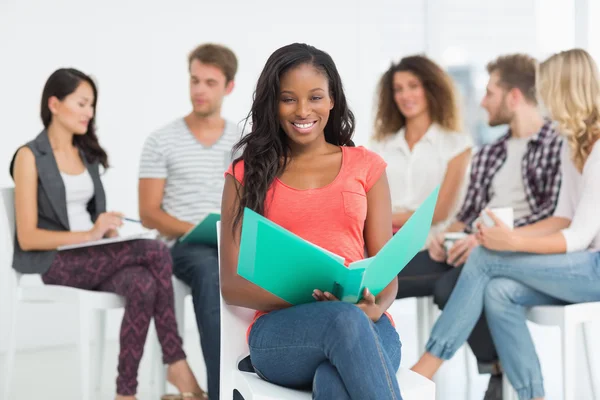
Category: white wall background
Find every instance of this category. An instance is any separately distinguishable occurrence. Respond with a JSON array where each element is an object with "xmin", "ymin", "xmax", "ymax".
[{"xmin": 1, "ymin": 0, "xmax": 598, "ymax": 398}]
